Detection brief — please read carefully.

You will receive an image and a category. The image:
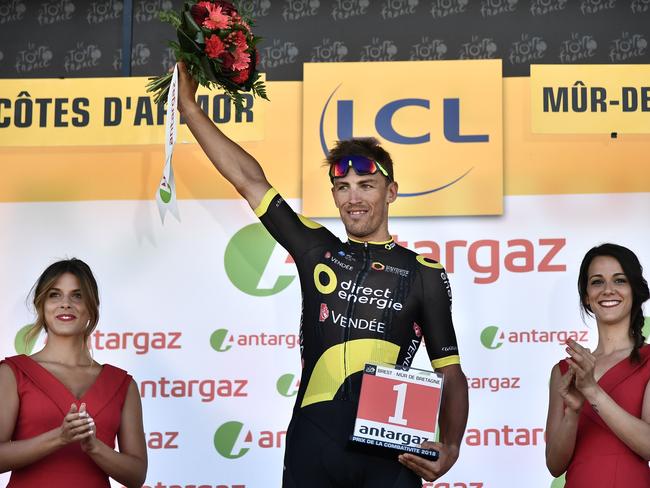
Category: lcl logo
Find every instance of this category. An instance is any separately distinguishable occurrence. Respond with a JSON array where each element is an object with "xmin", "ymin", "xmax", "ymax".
[{"xmin": 319, "ymin": 84, "xmax": 490, "ymax": 196}]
